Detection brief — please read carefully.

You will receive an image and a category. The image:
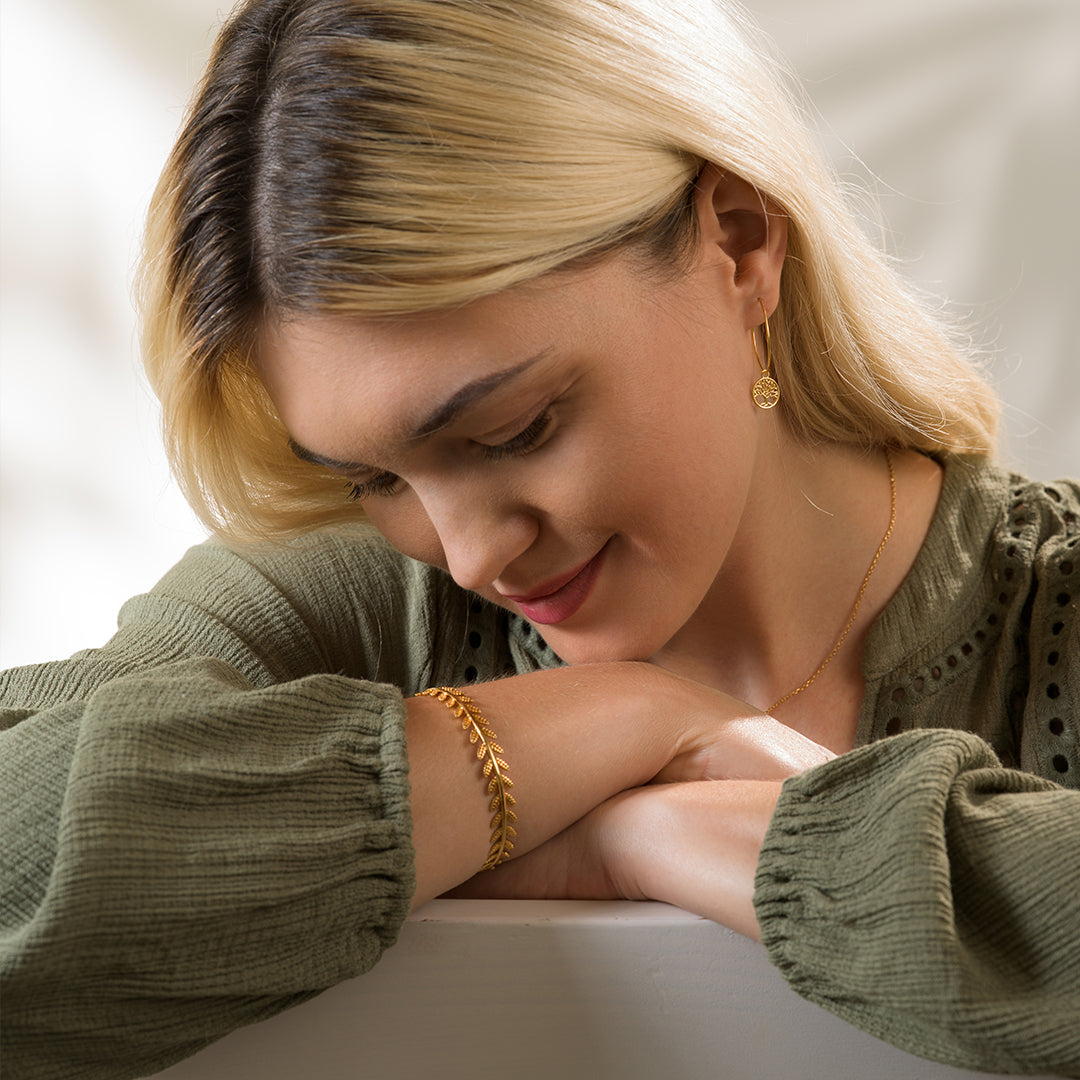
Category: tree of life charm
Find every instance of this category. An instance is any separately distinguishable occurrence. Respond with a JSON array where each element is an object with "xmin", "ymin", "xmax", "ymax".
[{"xmin": 752, "ymin": 374, "xmax": 780, "ymax": 409}]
